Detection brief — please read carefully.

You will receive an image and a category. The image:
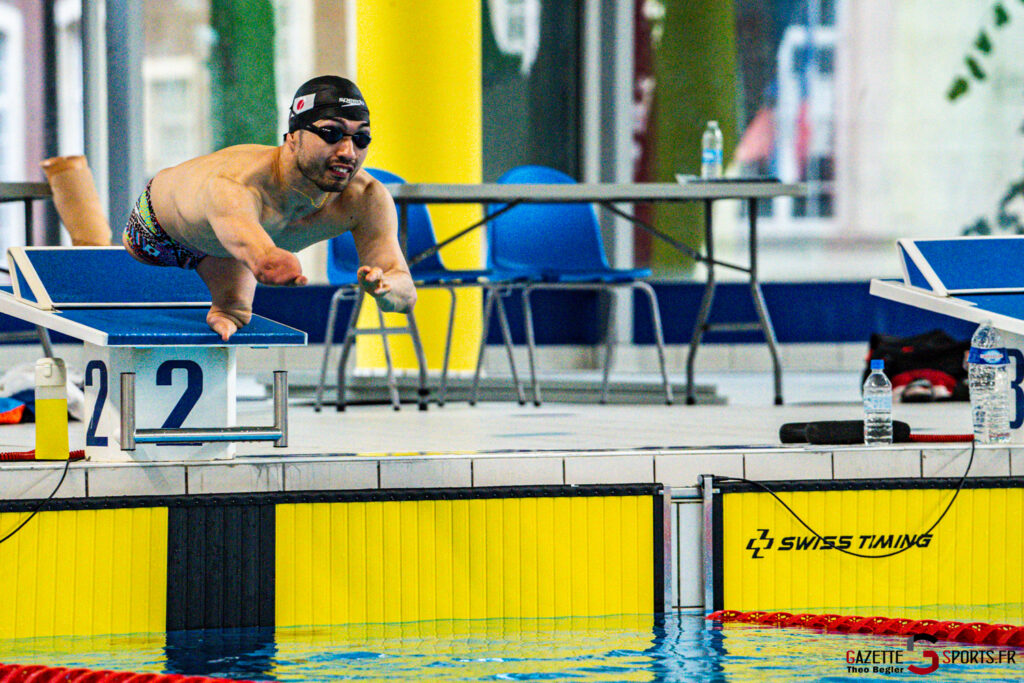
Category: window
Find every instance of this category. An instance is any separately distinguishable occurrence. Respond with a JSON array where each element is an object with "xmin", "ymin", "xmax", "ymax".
[{"xmin": 0, "ymin": 5, "xmax": 24, "ymax": 254}]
